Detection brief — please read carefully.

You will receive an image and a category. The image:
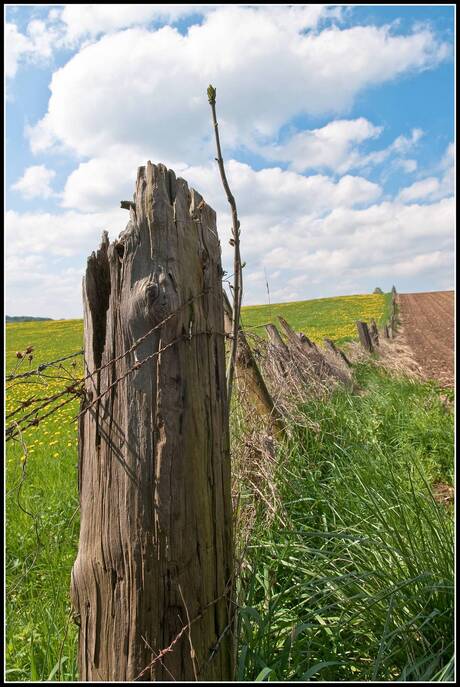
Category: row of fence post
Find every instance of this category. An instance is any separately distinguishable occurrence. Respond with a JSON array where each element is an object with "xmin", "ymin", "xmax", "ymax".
[{"xmin": 356, "ymin": 286, "xmax": 398, "ymax": 353}]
